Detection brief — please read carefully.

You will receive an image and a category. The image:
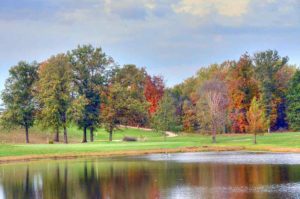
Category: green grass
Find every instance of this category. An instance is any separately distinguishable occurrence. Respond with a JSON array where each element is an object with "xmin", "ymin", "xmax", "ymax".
[{"xmin": 1, "ymin": 126, "xmax": 300, "ymax": 158}]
